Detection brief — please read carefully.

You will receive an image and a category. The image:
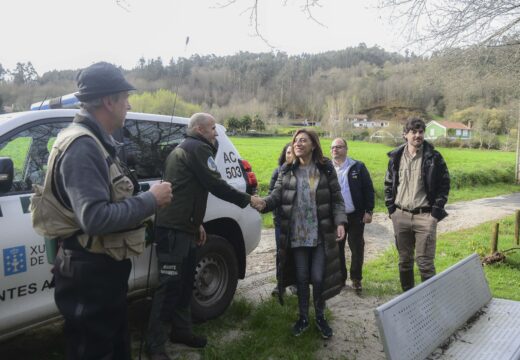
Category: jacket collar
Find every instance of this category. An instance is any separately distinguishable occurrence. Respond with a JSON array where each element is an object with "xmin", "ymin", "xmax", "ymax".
[
  {"xmin": 333, "ymin": 157, "xmax": 356, "ymax": 171},
  {"xmin": 388, "ymin": 140, "xmax": 435, "ymax": 159},
  {"xmin": 285, "ymin": 157, "xmax": 333, "ymax": 173},
  {"xmin": 73, "ymin": 109, "xmax": 118, "ymax": 157},
  {"xmin": 185, "ymin": 129, "xmax": 218, "ymax": 155}
]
